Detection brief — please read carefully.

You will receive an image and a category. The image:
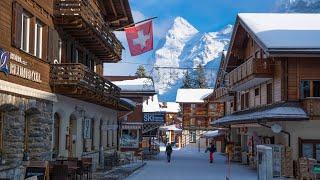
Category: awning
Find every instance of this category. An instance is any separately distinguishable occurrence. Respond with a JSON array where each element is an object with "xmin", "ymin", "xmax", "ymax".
[
  {"xmin": 203, "ymin": 130, "xmax": 224, "ymax": 138},
  {"xmin": 212, "ymin": 102, "xmax": 309, "ymax": 126},
  {"xmin": 159, "ymin": 125, "xmax": 182, "ymax": 132},
  {"xmin": 119, "ymin": 98, "xmax": 136, "ymax": 111}
]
